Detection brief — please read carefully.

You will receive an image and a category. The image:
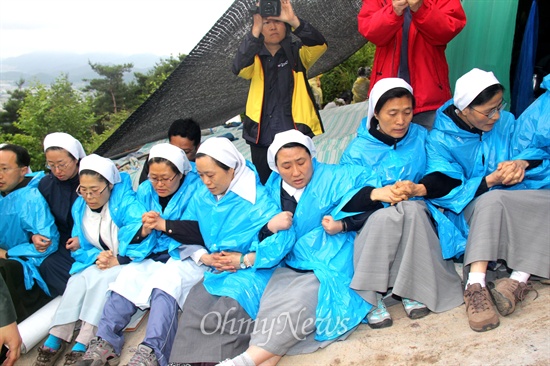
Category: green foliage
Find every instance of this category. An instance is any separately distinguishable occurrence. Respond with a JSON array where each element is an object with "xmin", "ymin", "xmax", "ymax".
[
  {"xmin": 84, "ymin": 110, "xmax": 130, "ymax": 153},
  {"xmin": 133, "ymin": 54, "xmax": 186, "ymax": 103},
  {"xmin": 83, "ymin": 61, "xmax": 135, "ymax": 115},
  {"xmin": 321, "ymin": 43, "xmax": 376, "ymax": 105},
  {"xmin": 0, "ymin": 79, "xmax": 28, "ymax": 134},
  {"xmin": 1, "ymin": 75, "xmax": 96, "ymax": 170}
]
